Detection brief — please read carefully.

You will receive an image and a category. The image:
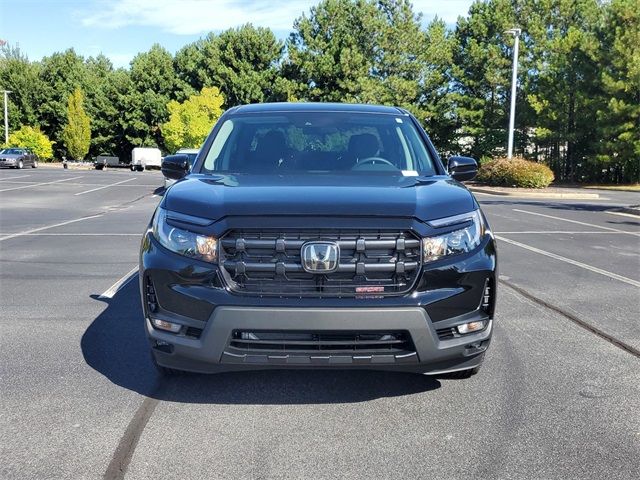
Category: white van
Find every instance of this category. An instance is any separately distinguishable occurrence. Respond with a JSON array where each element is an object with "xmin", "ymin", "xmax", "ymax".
[{"xmin": 131, "ymin": 147, "xmax": 162, "ymax": 171}]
